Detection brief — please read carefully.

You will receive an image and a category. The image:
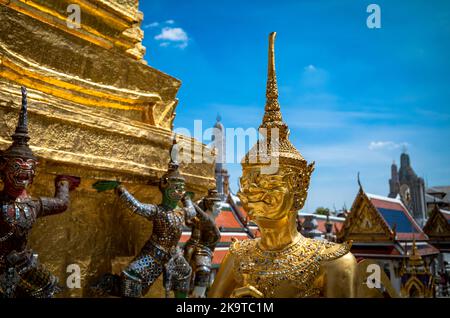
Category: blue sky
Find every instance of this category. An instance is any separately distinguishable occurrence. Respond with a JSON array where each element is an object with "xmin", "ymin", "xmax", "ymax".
[{"xmin": 139, "ymin": 0, "xmax": 450, "ymax": 212}]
